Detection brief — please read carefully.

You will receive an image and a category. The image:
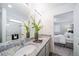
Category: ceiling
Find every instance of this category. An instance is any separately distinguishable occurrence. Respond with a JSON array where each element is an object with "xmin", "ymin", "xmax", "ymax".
[
  {"xmin": 0, "ymin": 3, "xmax": 30, "ymax": 19},
  {"xmin": 0, "ymin": 3, "xmax": 77, "ymax": 16},
  {"xmin": 0, "ymin": 3, "xmax": 77, "ymax": 22}
]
